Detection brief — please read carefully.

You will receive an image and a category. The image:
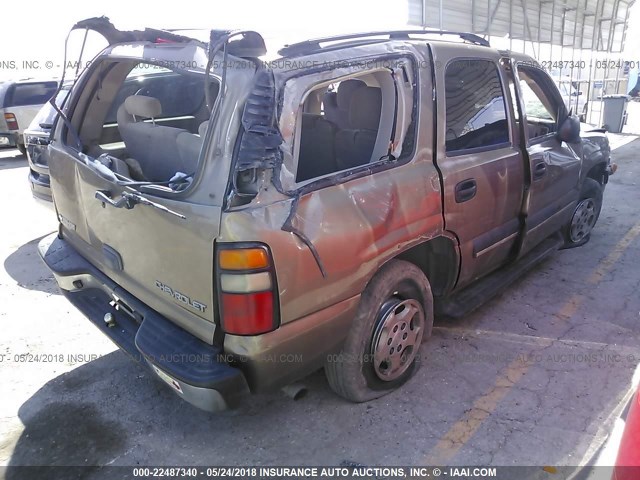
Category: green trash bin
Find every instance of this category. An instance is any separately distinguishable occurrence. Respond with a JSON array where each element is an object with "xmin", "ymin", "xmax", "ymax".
[{"xmin": 602, "ymin": 94, "xmax": 629, "ymax": 133}]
